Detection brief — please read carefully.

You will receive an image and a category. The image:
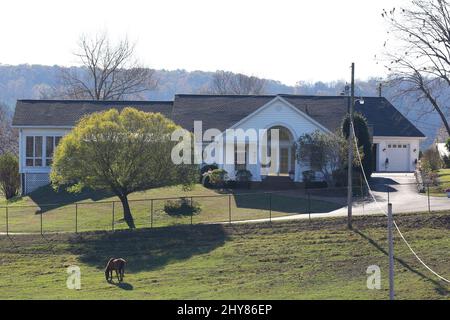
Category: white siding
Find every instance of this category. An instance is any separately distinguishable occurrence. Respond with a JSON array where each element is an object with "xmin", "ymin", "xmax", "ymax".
[
  {"xmin": 233, "ymin": 99, "xmax": 327, "ymax": 139},
  {"xmin": 222, "ymin": 98, "xmax": 329, "ymax": 181},
  {"xmin": 18, "ymin": 127, "xmax": 71, "ymax": 193},
  {"xmin": 373, "ymin": 137, "xmax": 420, "ymax": 172}
]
